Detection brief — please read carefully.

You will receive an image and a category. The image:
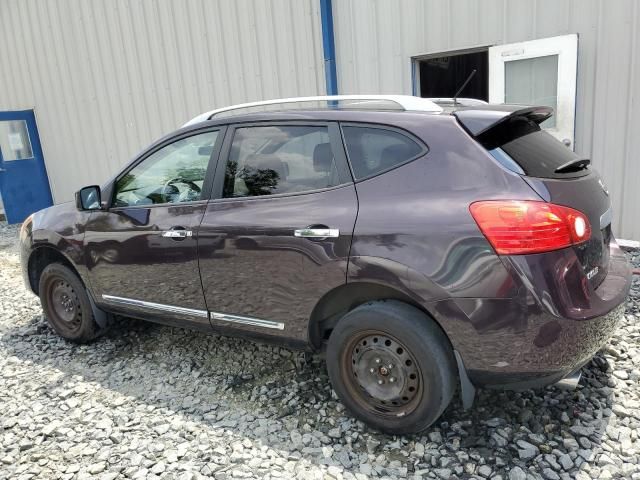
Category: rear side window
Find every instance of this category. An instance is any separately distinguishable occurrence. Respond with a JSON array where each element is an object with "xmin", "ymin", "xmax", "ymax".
[
  {"xmin": 223, "ymin": 125, "xmax": 342, "ymax": 198},
  {"xmin": 487, "ymin": 118, "xmax": 588, "ymax": 179},
  {"xmin": 341, "ymin": 126, "xmax": 425, "ymax": 179}
]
